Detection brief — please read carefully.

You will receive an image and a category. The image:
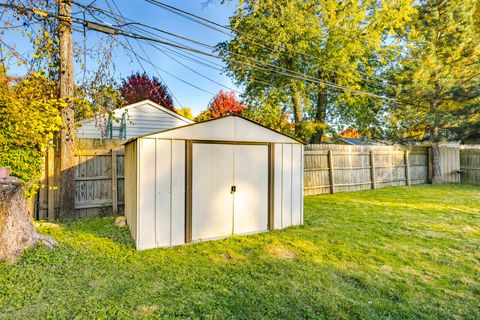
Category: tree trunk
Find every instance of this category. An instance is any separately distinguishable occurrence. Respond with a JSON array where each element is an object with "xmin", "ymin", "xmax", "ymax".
[
  {"xmin": 429, "ymin": 99, "xmax": 443, "ymax": 184},
  {"xmin": 58, "ymin": 0, "xmax": 76, "ymax": 219},
  {"xmin": 290, "ymin": 83, "xmax": 303, "ymax": 134},
  {"xmin": 310, "ymin": 83, "xmax": 328, "ymax": 143},
  {"xmin": 0, "ymin": 179, "xmax": 56, "ymax": 263},
  {"xmin": 431, "ymin": 143, "xmax": 443, "ymax": 184}
]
